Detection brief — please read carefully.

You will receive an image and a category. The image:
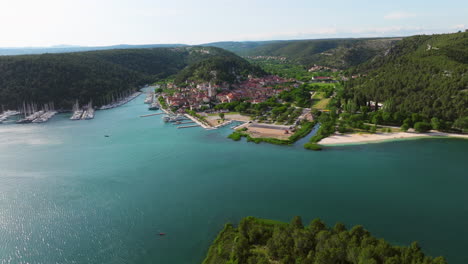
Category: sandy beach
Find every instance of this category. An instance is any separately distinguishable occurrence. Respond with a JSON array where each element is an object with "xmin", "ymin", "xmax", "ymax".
[{"xmin": 319, "ymin": 131, "xmax": 468, "ymax": 145}]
